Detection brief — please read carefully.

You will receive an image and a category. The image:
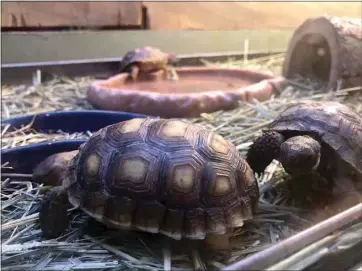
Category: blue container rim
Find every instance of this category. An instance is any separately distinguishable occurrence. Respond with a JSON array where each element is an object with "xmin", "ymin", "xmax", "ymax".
[{"xmin": 2, "ymin": 109, "xmax": 149, "ymax": 124}]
